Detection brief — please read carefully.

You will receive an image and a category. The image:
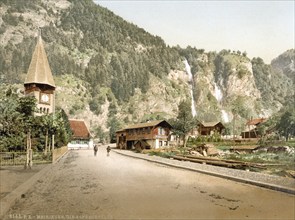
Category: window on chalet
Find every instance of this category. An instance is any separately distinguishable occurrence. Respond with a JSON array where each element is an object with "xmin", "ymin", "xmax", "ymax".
[
  {"xmin": 158, "ymin": 127, "xmax": 165, "ymax": 135},
  {"xmin": 158, "ymin": 127, "xmax": 161, "ymax": 135}
]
